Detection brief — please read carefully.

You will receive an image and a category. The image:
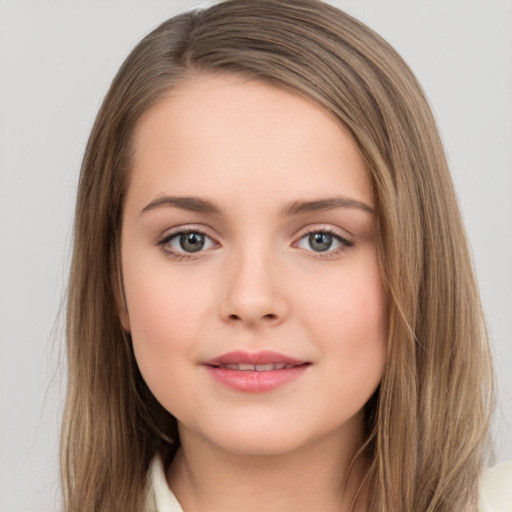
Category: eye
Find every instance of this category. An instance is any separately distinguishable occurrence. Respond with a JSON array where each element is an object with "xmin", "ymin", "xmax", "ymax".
[
  {"xmin": 159, "ymin": 229, "xmax": 216, "ymax": 256},
  {"xmin": 296, "ymin": 229, "xmax": 353, "ymax": 254}
]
